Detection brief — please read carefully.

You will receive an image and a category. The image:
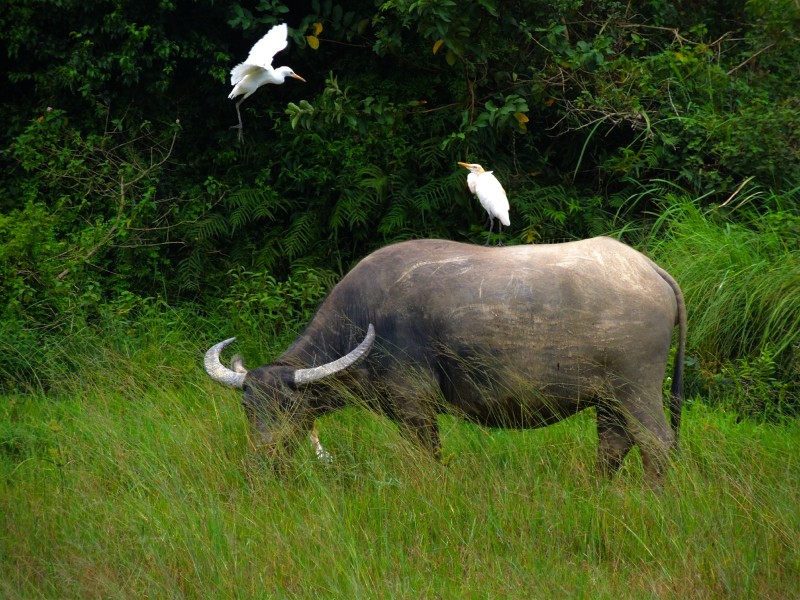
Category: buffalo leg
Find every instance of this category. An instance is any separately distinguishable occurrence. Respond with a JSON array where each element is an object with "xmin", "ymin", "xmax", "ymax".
[
  {"xmin": 622, "ymin": 391, "xmax": 674, "ymax": 488},
  {"xmin": 383, "ymin": 372, "xmax": 443, "ymax": 458},
  {"xmin": 596, "ymin": 404, "xmax": 634, "ymax": 477},
  {"xmin": 394, "ymin": 407, "xmax": 441, "ymax": 458}
]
